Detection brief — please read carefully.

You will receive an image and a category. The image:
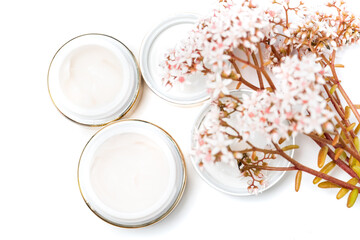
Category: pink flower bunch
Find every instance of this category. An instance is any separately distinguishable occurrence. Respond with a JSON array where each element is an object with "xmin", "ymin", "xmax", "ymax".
[
  {"xmin": 195, "ymin": 55, "xmax": 333, "ymax": 168},
  {"xmin": 162, "ymin": 0, "xmax": 360, "ymax": 85},
  {"xmin": 235, "ymin": 55, "xmax": 333, "ymax": 142},
  {"xmin": 194, "ymin": 105, "xmax": 236, "ymax": 166},
  {"xmin": 164, "ymin": 0, "xmax": 360, "ymax": 203},
  {"xmin": 269, "ymin": 0, "xmax": 360, "ymax": 61},
  {"xmin": 161, "ymin": 0, "xmax": 272, "ymax": 87}
]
